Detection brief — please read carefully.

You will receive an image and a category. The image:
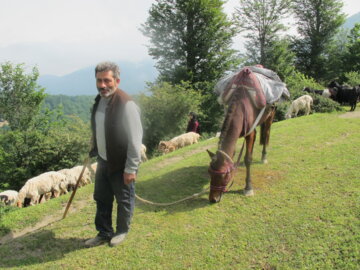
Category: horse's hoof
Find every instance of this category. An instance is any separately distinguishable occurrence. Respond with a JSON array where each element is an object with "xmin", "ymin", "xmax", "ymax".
[{"xmin": 244, "ymin": 189, "xmax": 254, "ymax": 196}]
